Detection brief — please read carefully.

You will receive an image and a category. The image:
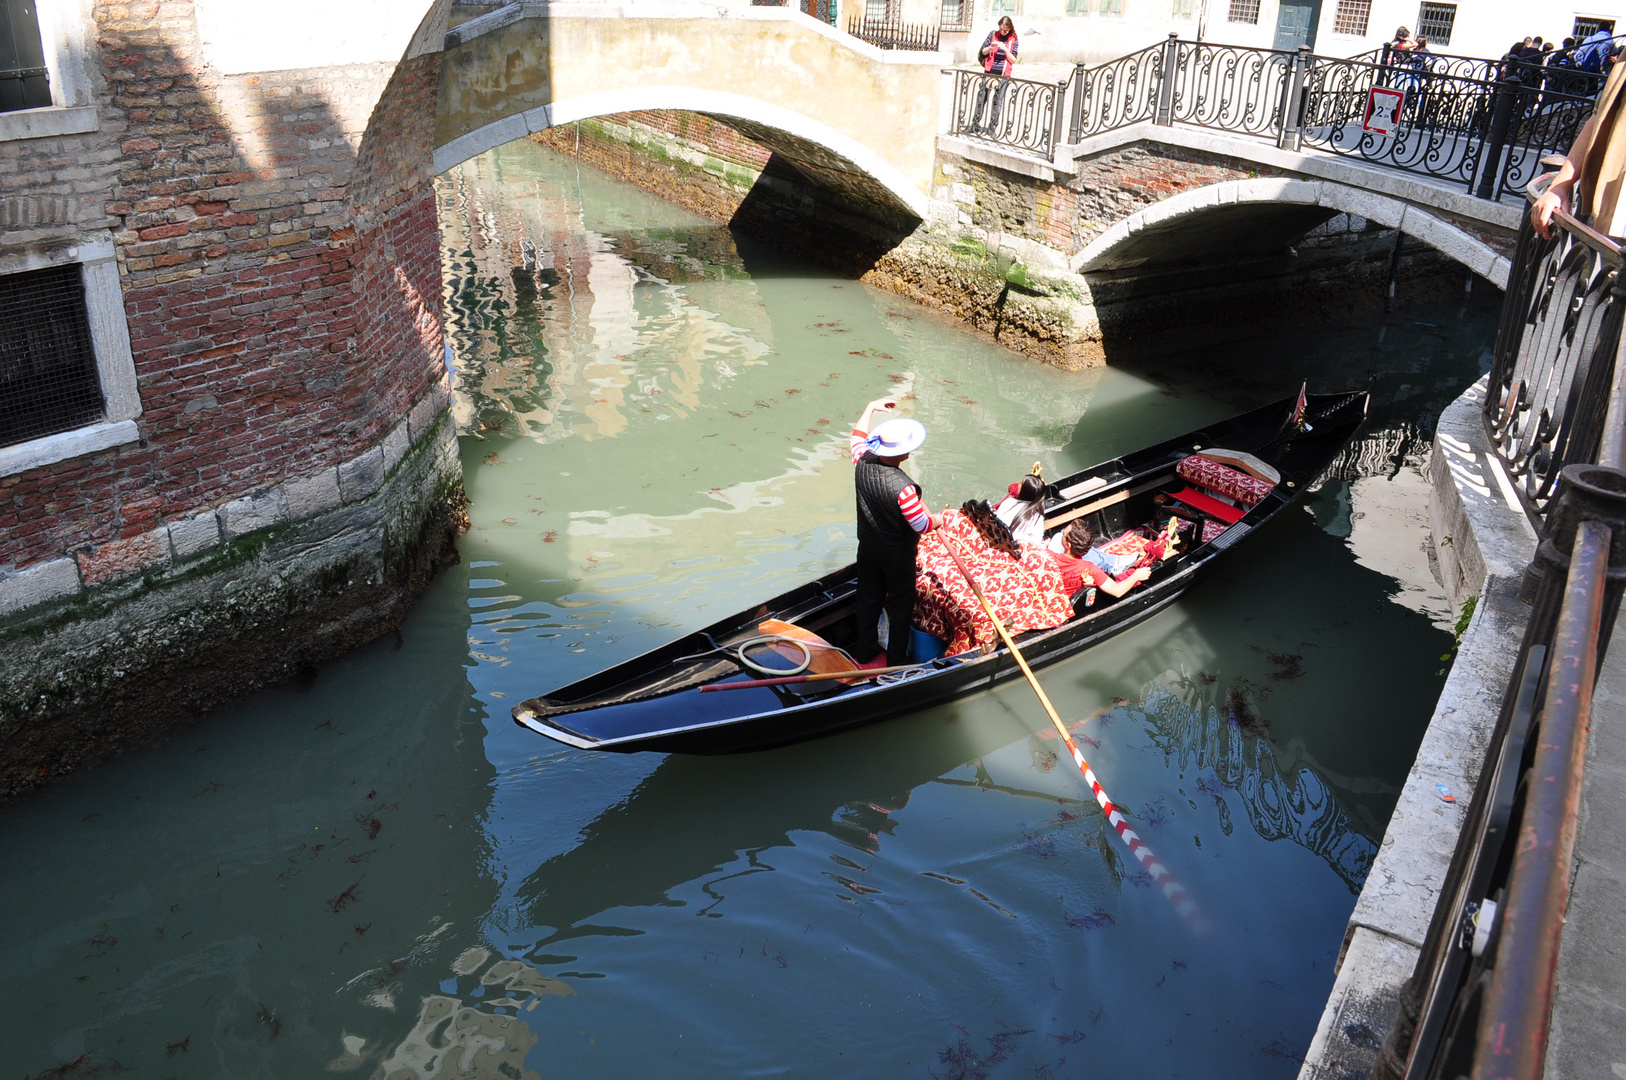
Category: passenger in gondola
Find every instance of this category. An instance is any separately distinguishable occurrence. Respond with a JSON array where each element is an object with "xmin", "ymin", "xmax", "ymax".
[
  {"xmin": 849, "ymin": 397, "xmax": 939, "ymax": 665},
  {"xmin": 994, "ymin": 470, "xmax": 1047, "ymax": 546},
  {"xmin": 1044, "ymin": 519, "xmax": 1156, "ymax": 603}
]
